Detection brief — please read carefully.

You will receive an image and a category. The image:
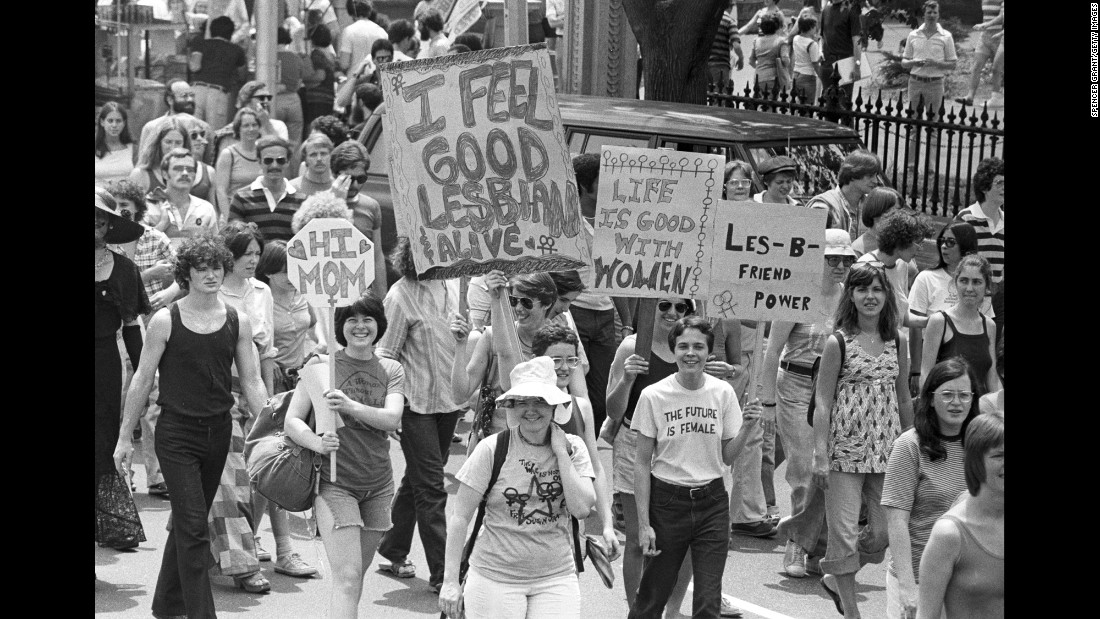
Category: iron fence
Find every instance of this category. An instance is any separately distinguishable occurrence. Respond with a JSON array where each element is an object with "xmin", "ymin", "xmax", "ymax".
[{"xmin": 707, "ymin": 80, "xmax": 1004, "ymax": 218}]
